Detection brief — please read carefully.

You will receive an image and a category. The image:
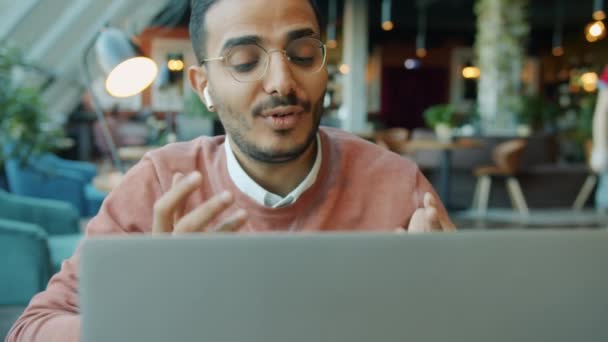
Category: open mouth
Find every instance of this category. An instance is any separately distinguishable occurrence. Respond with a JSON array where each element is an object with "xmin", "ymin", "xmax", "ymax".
[
  {"xmin": 271, "ymin": 112, "xmax": 295, "ymax": 118},
  {"xmin": 263, "ymin": 111, "xmax": 303, "ymax": 130},
  {"xmin": 259, "ymin": 105, "xmax": 305, "ymax": 130}
]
